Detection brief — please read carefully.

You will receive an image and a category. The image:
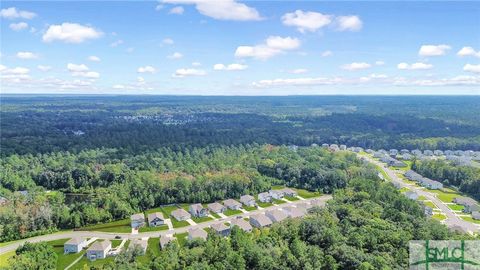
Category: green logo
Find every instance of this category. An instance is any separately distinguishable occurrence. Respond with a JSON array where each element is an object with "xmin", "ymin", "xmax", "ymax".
[{"xmin": 410, "ymin": 240, "xmax": 480, "ymax": 269}]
